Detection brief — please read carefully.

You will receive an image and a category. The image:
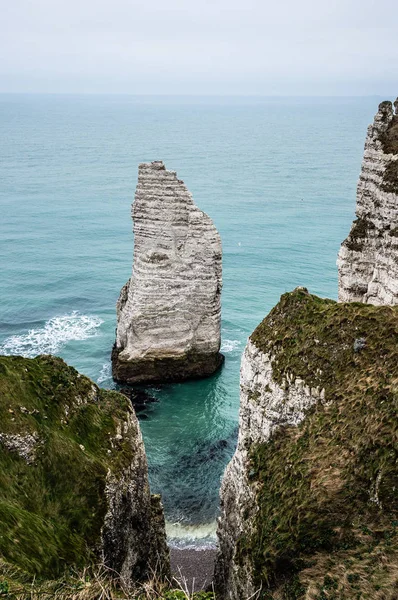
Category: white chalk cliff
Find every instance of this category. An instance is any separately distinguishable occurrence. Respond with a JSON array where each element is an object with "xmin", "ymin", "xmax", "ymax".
[
  {"xmin": 337, "ymin": 98, "xmax": 398, "ymax": 304},
  {"xmin": 214, "ymin": 320, "xmax": 324, "ymax": 599},
  {"xmin": 214, "ymin": 289, "xmax": 398, "ymax": 599},
  {"xmin": 112, "ymin": 161, "xmax": 223, "ymax": 384}
]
